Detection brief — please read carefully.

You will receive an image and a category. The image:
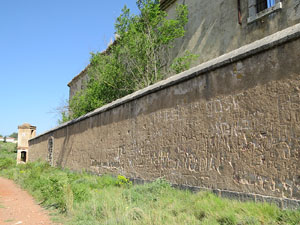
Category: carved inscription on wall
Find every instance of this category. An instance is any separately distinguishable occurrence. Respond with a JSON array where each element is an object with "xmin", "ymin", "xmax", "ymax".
[
  {"xmin": 29, "ymin": 39, "xmax": 300, "ymax": 201},
  {"xmin": 89, "ymin": 77, "xmax": 300, "ymax": 198}
]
